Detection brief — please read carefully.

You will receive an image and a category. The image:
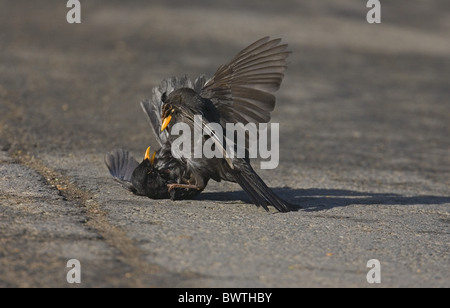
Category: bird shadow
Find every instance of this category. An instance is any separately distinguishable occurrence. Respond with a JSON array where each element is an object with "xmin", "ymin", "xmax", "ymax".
[{"xmin": 198, "ymin": 187, "xmax": 450, "ymax": 212}]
